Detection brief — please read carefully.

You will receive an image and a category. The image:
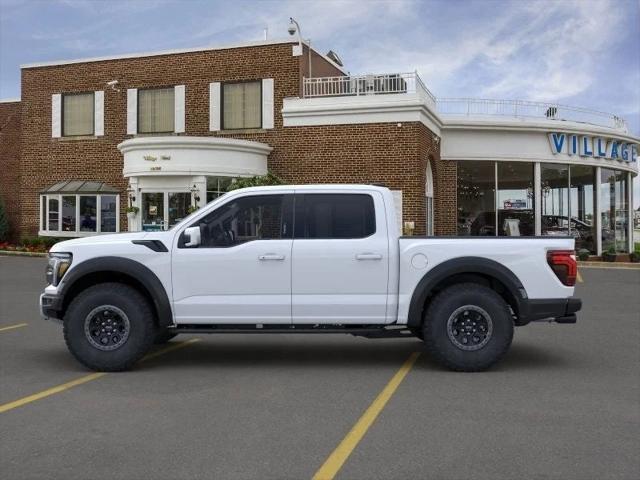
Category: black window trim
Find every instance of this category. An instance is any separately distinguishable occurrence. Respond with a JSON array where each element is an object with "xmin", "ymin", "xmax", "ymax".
[
  {"xmin": 293, "ymin": 193, "xmax": 377, "ymax": 240},
  {"xmin": 136, "ymin": 85, "xmax": 176, "ymax": 135},
  {"xmin": 61, "ymin": 91, "xmax": 95, "ymax": 137},
  {"xmin": 220, "ymin": 79, "xmax": 263, "ymax": 131},
  {"xmin": 178, "ymin": 192, "xmax": 293, "ymax": 249}
]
